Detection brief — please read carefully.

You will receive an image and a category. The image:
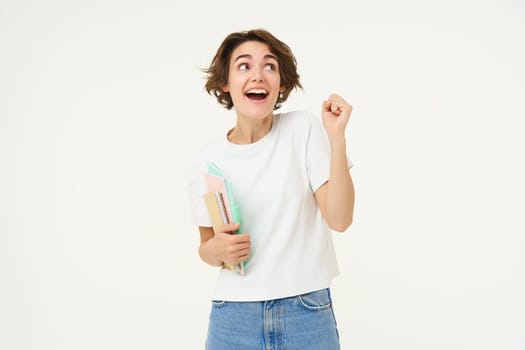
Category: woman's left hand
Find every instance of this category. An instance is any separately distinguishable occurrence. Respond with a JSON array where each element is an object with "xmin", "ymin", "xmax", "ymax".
[{"xmin": 321, "ymin": 94, "xmax": 353, "ymax": 140}]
